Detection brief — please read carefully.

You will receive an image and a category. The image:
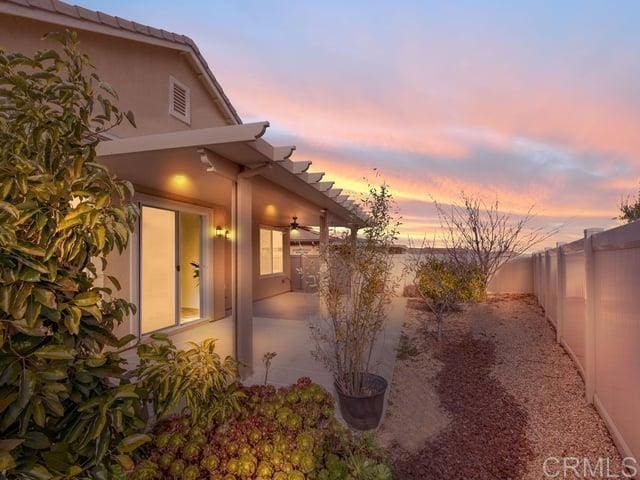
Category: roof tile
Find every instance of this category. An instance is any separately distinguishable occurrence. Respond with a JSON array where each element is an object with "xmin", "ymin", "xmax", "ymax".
[
  {"xmin": 176, "ymin": 34, "xmax": 190, "ymax": 46},
  {"xmin": 159, "ymin": 29, "xmax": 176, "ymax": 41},
  {"xmin": 27, "ymin": 0, "xmax": 55, "ymax": 11},
  {"xmin": 51, "ymin": 0, "xmax": 77, "ymax": 17},
  {"xmin": 114, "ymin": 16, "xmax": 135, "ymax": 32},
  {"xmin": 131, "ymin": 21, "xmax": 150, "ymax": 35},
  {"xmin": 7, "ymin": 0, "xmax": 30, "ymax": 7},
  {"xmin": 96, "ymin": 11, "xmax": 119, "ymax": 29},
  {"xmin": 183, "ymin": 36, "xmax": 198, "ymax": 49},
  {"xmin": 146, "ymin": 25, "xmax": 163, "ymax": 39},
  {"xmin": 75, "ymin": 5, "xmax": 100, "ymax": 22}
]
